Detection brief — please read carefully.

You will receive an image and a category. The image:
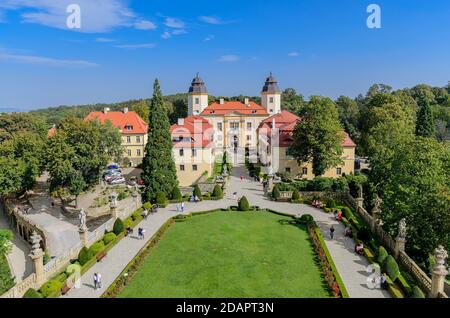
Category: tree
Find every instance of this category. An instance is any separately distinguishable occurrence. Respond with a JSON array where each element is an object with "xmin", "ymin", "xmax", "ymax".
[
  {"xmin": 168, "ymin": 99, "xmax": 188, "ymax": 124},
  {"xmin": 0, "ymin": 229, "xmax": 13, "ymax": 256},
  {"xmin": 378, "ymin": 138, "xmax": 450, "ymax": 267},
  {"xmin": 281, "ymin": 88, "xmax": 305, "ymax": 115},
  {"xmin": 132, "ymin": 100, "xmax": 150, "ymax": 123},
  {"xmin": 142, "ymin": 79, "xmax": 178, "ymax": 202},
  {"xmin": 290, "ymin": 96, "xmax": 344, "ymax": 176},
  {"xmin": 335, "ymin": 96, "xmax": 360, "ymax": 141},
  {"xmin": 212, "ymin": 184, "xmax": 223, "ymax": 199},
  {"xmin": 113, "ymin": 218, "xmax": 125, "ymax": 235},
  {"xmin": 193, "ymin": 185, "xmax": 202, "ymax": 198},
  {"xmin": 416, "ymin": 93, "xmax": 435, "ymax": 138}
]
